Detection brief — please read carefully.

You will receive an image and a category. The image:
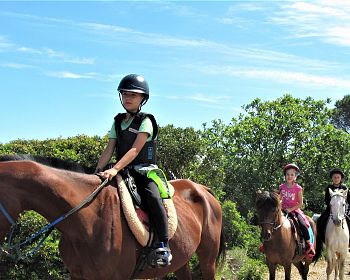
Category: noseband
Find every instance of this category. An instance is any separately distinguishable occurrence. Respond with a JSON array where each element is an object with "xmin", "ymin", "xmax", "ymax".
[{"xmin": 259, "ymin": 208, "xmax": 282, "ymax": 233}]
